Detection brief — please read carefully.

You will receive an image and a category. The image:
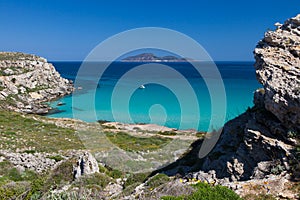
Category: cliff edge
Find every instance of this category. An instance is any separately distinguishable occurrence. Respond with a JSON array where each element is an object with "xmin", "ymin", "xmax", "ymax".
[
  {"xmin": 0, "ymin": 52, "xmax": 73, "ymax": 114},
  {"xmin": 255, "ymin": 15, "xmax": 300, "ymax": 131},
  {"xmin": 194, "ymin": 15, "xmax": 300, "ymax": 198}
]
